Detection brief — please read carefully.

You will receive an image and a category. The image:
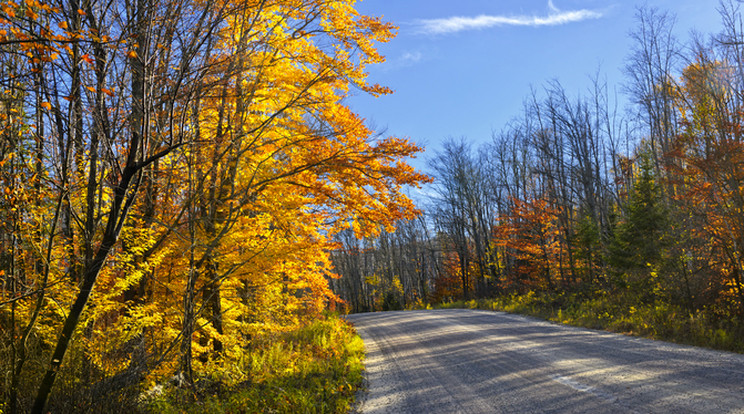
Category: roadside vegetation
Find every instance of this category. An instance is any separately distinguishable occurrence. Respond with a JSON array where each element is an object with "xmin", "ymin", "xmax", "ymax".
[
  {"xmin": 434, "ymin": 293, "xmax": 744, "ymax": 353},
  {"xmin": 146, "ymin": 313, "xmax": 365, "ymax": 414}
]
